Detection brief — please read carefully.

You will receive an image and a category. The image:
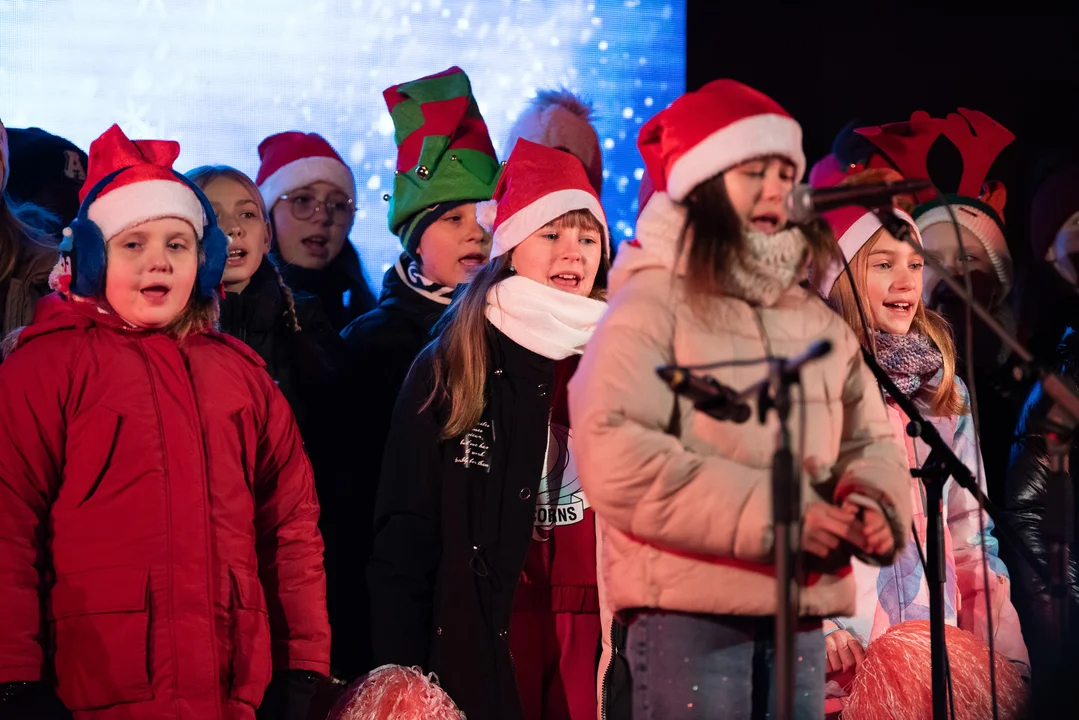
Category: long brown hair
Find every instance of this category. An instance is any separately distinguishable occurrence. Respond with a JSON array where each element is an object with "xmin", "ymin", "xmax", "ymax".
[
  {"xmin": 679, "ymin": 166, "xmax": 838, "ymax": 315},
  {"xmin": 425, "ymin": 209, "xmax": 608, "ymax": 439},
  {"xmin": 0, "ymin": 195, "xmax": 58, "ymax": 285},
  {"xmin": 186, "ymin": 164, "xmax": 302, "ymax": 333},
  {"xmin": 828, "ymin": 231, "xmax": 965, "ymax": 417}
]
